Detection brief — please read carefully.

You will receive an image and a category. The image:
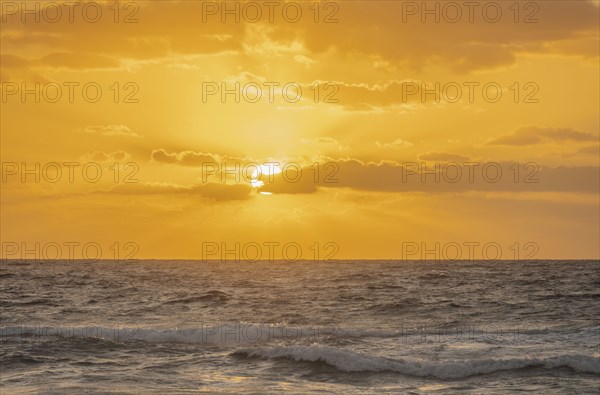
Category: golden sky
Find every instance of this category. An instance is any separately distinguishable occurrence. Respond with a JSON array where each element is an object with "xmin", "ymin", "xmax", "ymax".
[{"xmin": 1, "ymin": 0, "xmax": 599, "ymax": 260}]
